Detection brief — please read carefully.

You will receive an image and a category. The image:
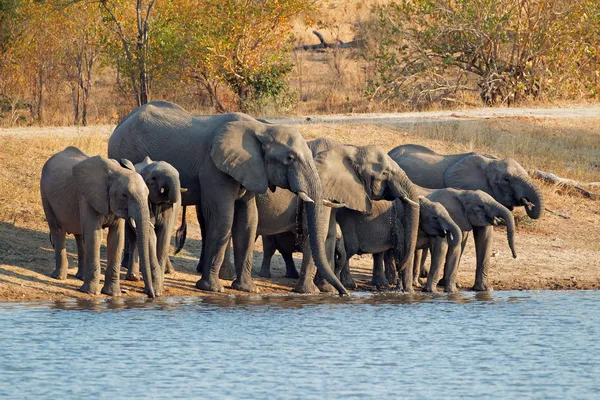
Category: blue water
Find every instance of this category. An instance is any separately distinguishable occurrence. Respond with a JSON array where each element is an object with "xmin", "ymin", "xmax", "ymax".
[{"xmin": 0, "ymin": 291, "xmax": 599, "ymax": 399}]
